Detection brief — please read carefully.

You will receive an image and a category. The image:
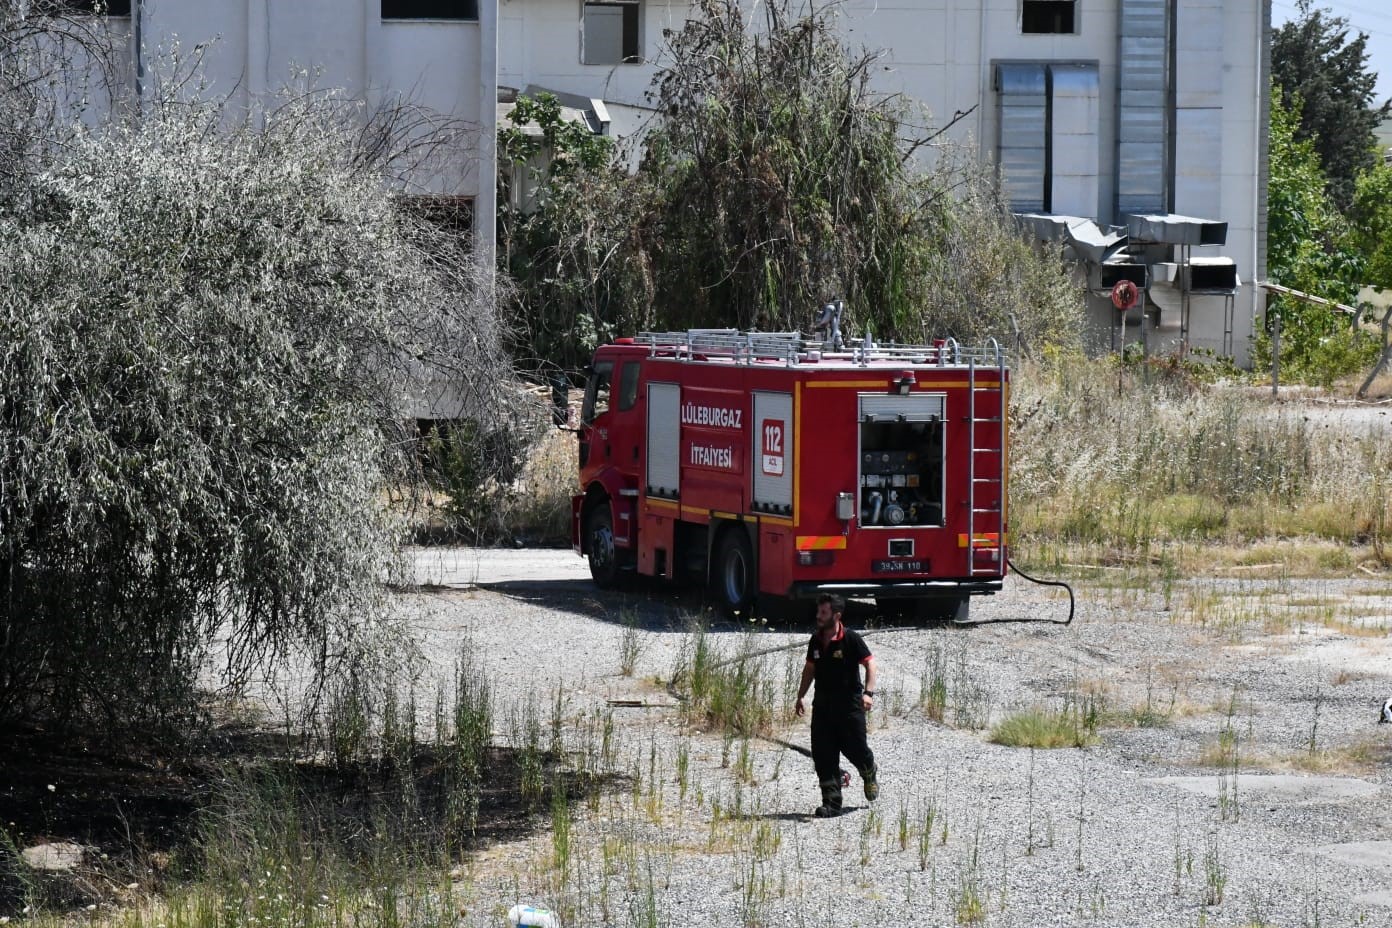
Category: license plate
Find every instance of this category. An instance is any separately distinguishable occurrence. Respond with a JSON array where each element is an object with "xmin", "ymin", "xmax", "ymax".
[{"xmin": 873, "ymin": 559, "xmax": 926, "ymax": 574}]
